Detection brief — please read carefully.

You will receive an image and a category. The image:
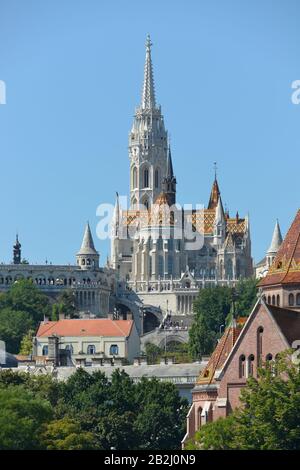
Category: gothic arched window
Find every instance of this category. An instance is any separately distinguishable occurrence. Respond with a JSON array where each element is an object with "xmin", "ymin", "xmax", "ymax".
[
  {"xmin": 257, "ymin": 327, "xmax": 263, "ymax": 365},
  {"xmin": 296, "ymin": 293, "xmax": 300, "ymax": 305},
  {"xmin": 42, "ymin": 345, "xmax": 48, "ymax": 356},
  {"xmin": 143, "ymin": 198, "xmax": 149, "ymax": 210},
  {"xmin": 143, "ymin": 167, "xmax": 149, "ymax": 188},
  {"xmin": 277, "ymin": 295, "xmax": 280, "ymax": 306},
  {"xmin": 226, "ymin": 259, "xmax": 233, "ymax": 280},
  {"xmin": 239, "ymin": 354, "xmax": 246, "ymax": 378},
  {"xmin": 132, "ymin": 166, "xmax": 137, "ymax": 189},
  {"xmin": 248, "ymin": 354, "xmax": 255, "ymax": 377}
]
